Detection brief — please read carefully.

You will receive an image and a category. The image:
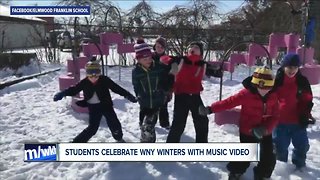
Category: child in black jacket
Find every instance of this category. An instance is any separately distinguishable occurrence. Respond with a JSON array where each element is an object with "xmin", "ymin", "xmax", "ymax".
[{"xmin": 53, "ymin": 61, "xmax": 137, "ymax": 143}]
